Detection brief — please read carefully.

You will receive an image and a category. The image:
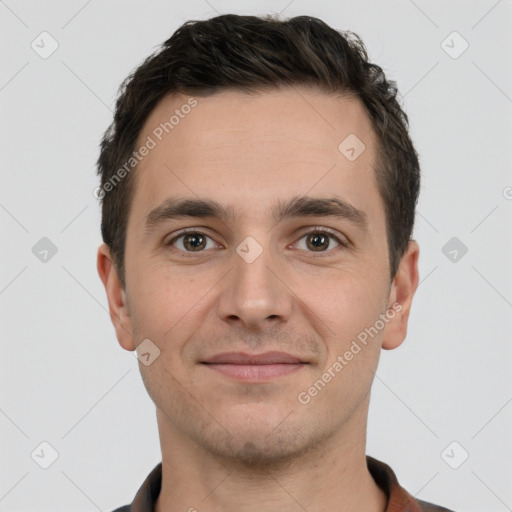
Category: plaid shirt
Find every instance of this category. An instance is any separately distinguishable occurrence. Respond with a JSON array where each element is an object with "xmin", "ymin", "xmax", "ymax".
[{"xmin": 112, "ymin": 456, "xmax": 455, "ymax": 512}]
